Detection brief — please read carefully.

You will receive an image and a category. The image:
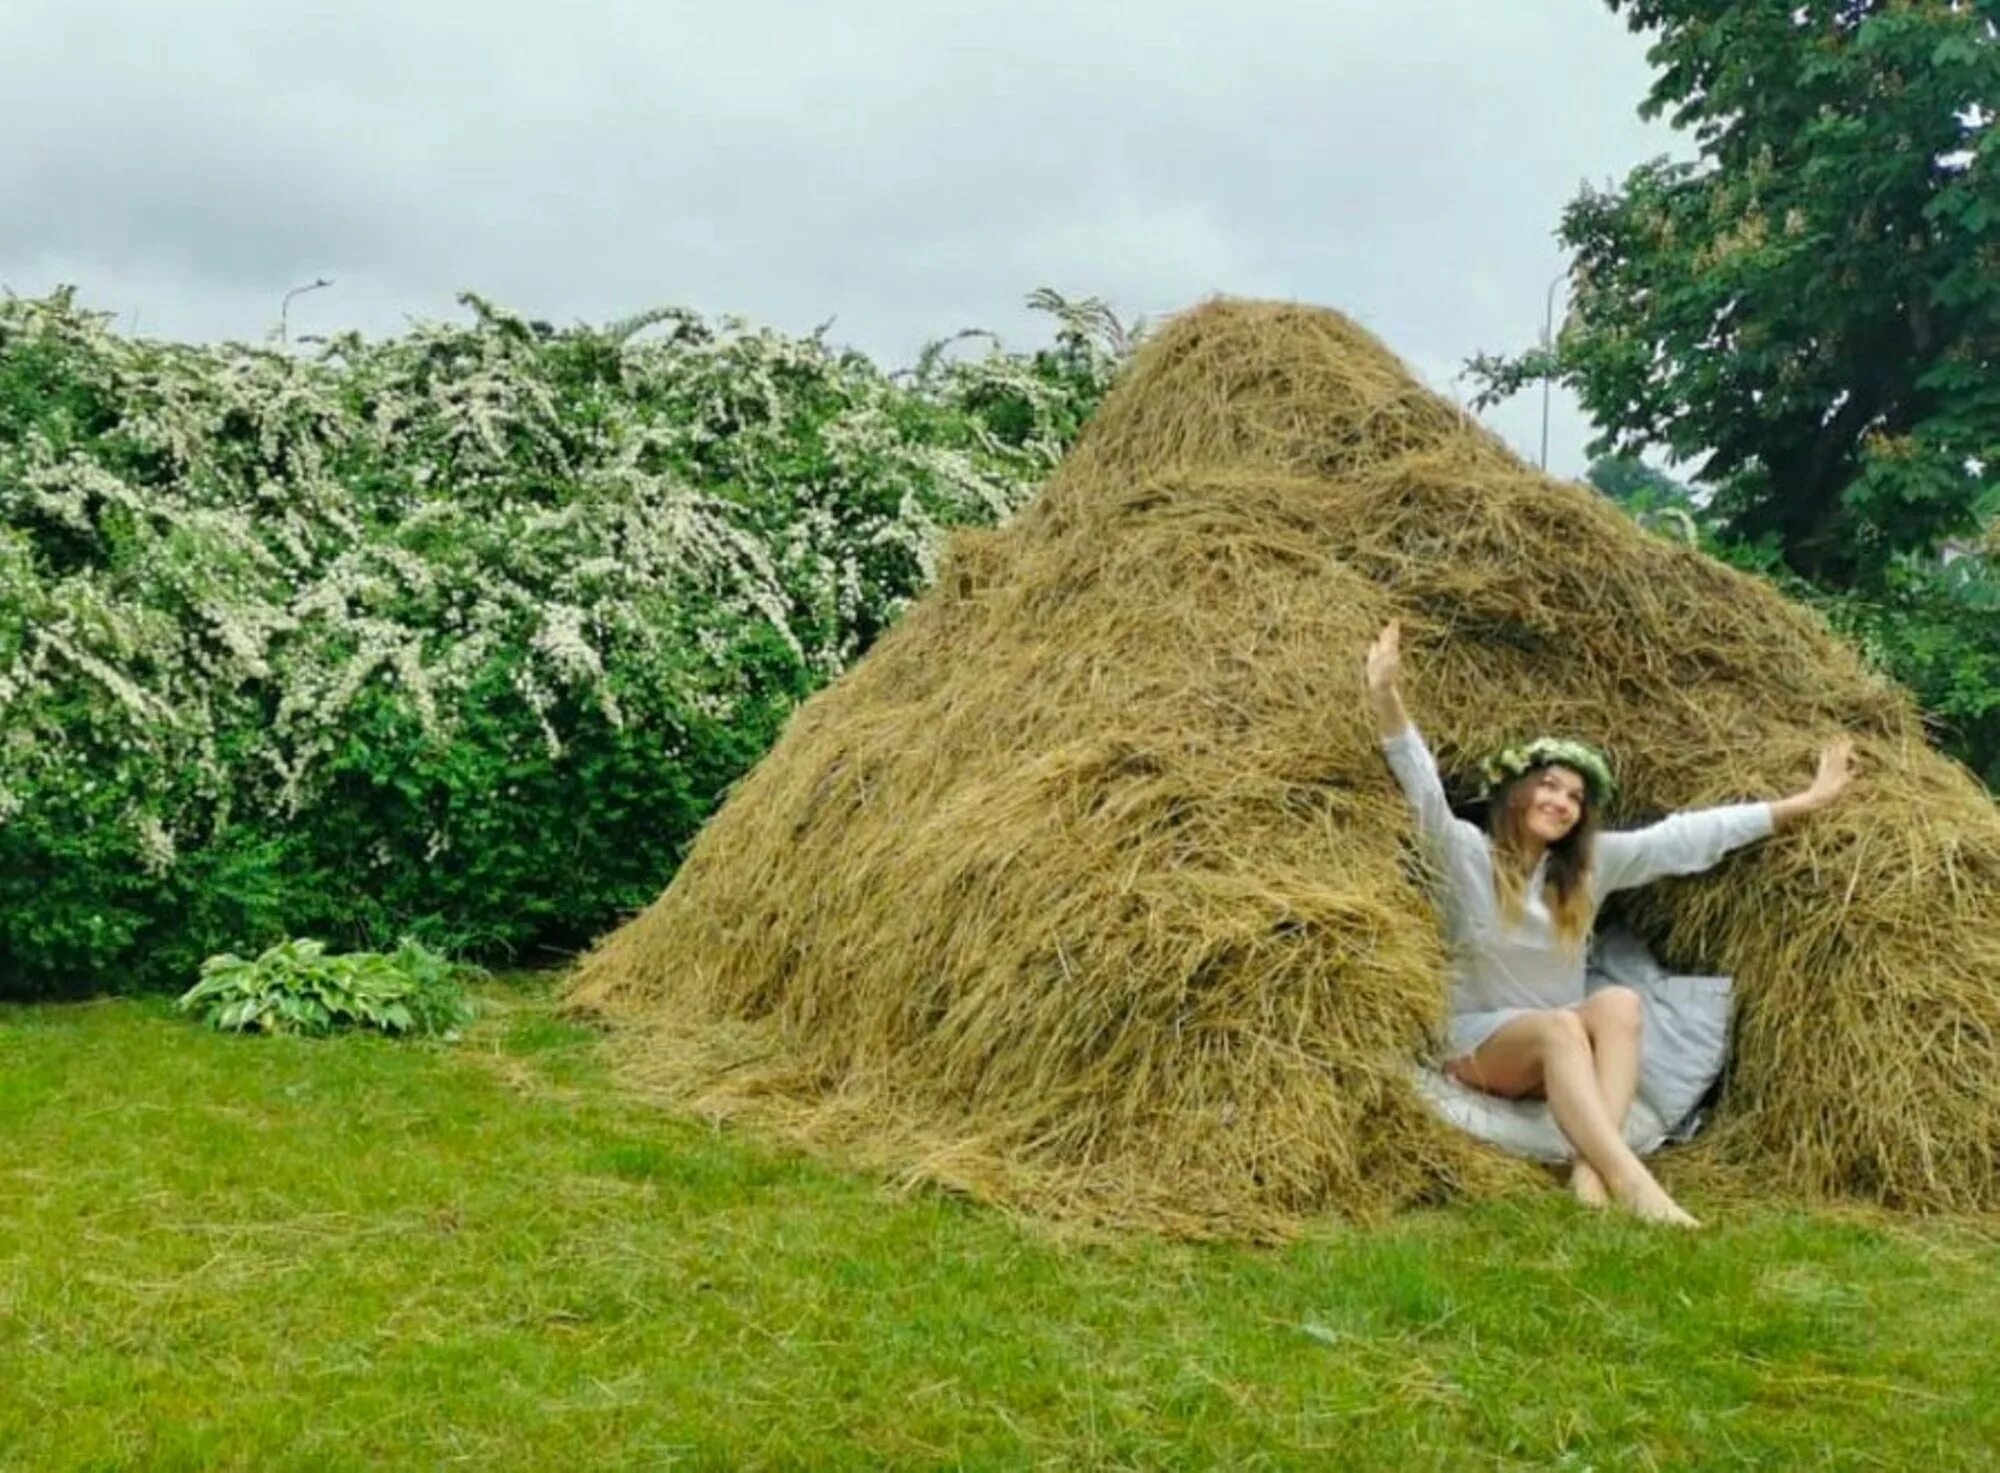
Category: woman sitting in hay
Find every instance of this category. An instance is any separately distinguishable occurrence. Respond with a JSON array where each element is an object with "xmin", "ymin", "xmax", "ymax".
[{"xmin": 1364, "ymin": 620, "xmax": 1856, "ymax": 1227}]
